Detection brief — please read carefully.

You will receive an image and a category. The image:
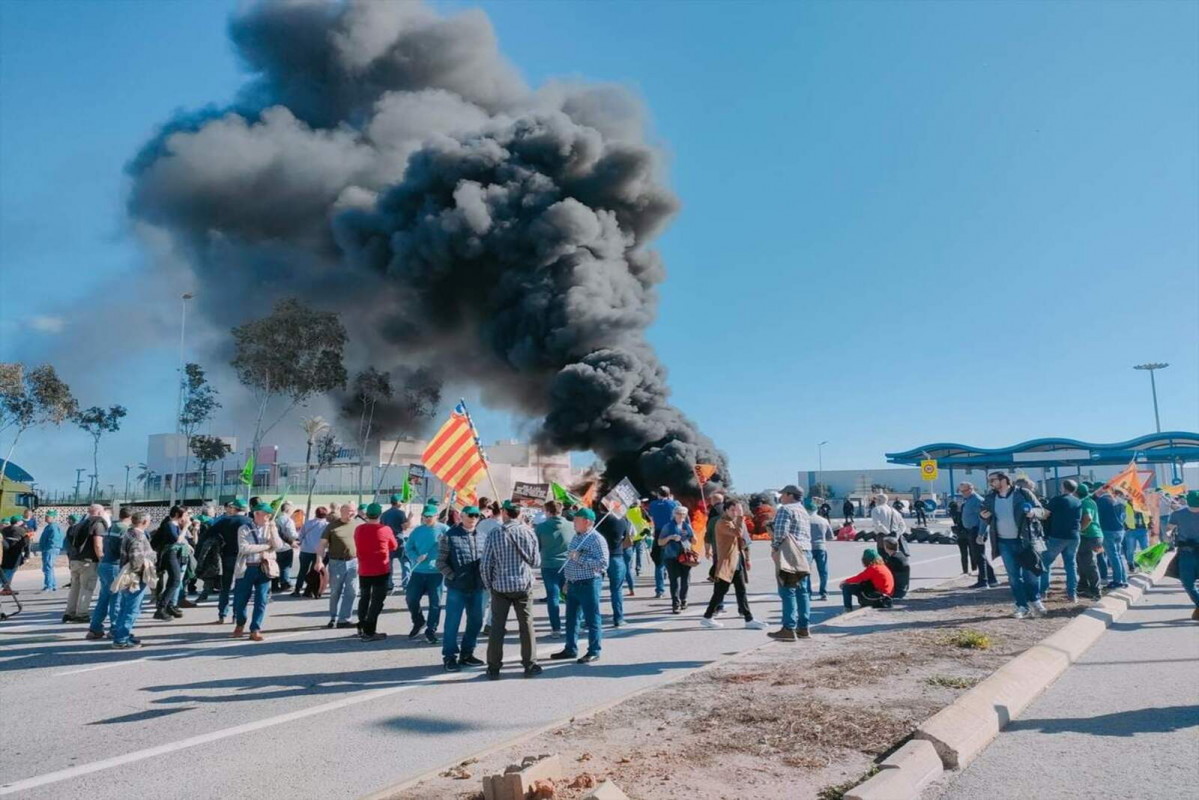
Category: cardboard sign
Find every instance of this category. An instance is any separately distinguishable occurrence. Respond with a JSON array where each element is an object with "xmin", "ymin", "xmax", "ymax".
[
  {"xmin": 601, "ymin": 477, "xmax": 640, "ymax": 516},
  {"xmin": 511, "ymin": 481, "xmax": 549, "ymax": 503},
  {"xmin": 408, "ymin": 463, "xmax": 427, "ymax": 479}
]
